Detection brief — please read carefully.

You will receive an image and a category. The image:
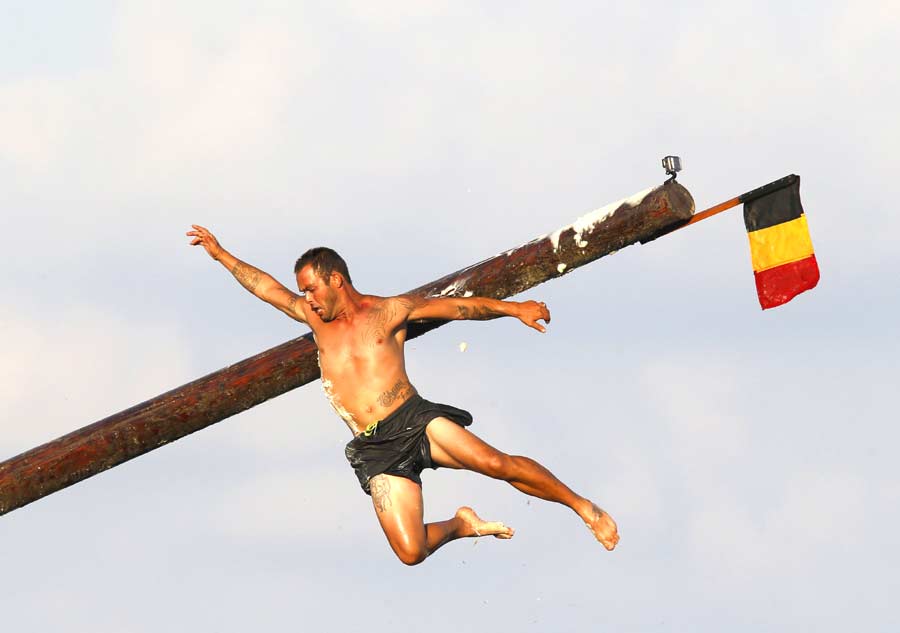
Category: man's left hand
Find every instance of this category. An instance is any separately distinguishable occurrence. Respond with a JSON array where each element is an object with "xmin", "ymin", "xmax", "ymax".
[{"xmin": 517, "ymin": 300, "xmax": 551, "ymax": 333}]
